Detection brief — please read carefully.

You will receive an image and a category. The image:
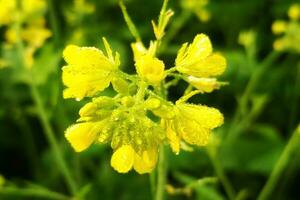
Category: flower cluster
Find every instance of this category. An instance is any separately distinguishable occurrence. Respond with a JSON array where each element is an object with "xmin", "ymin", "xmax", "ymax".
[
  {"xmin": 181, "ymin": 0, "xmax": 211, "ymax": 22},
  {"xmin": 272, "ymin": 4, "xmax": 300, "ymax": 53},
  {"xmin": 63, "ymin": 3, "xmax": 226, "ymax": 174},
  {"xmin": 0, "ymin": 0, "xmax": 51, "ymax": 68}
]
